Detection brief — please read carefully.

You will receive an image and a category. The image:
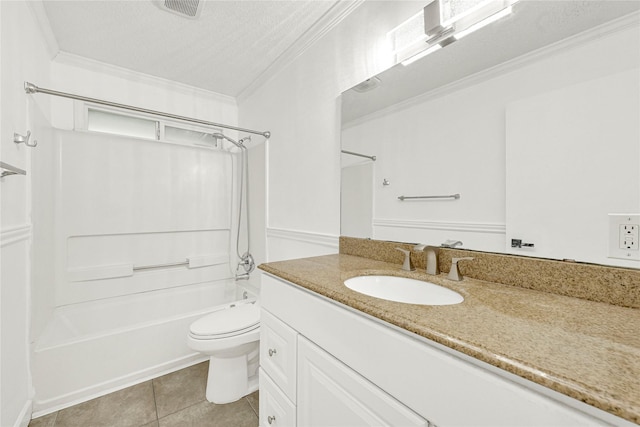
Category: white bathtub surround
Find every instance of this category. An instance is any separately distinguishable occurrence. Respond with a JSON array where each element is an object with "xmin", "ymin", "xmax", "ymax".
[{"xmin": 32, "ymin": 280, "xmax": 256, "ymax": 416}]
